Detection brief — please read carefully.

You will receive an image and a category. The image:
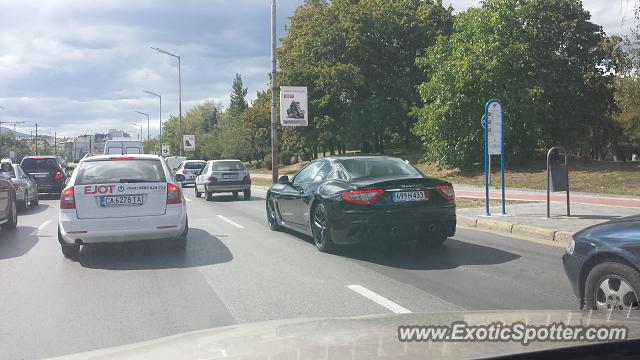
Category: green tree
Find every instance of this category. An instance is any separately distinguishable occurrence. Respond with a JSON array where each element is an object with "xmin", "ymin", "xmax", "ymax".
[
  {"xmin": 228, "ymin": 73, "xmax": 249, "ymax": 116},
  {"xmin": 242, "ymin": 90, "xmax": 272, "ymax": 161},
  {"xmin": 278, "ymin": 0, "xmax": 453, "ymax": 156},
  {"xmin": 413, "ymin": 0, "xmax": 611, "ymax": 166},
  {"xmin": 615, "ymin": 31, "xmax": 640, "ymax": 148},
  {"xmin": 161, "ymin": 115, "xmax": 180, "ymax": 157}
]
